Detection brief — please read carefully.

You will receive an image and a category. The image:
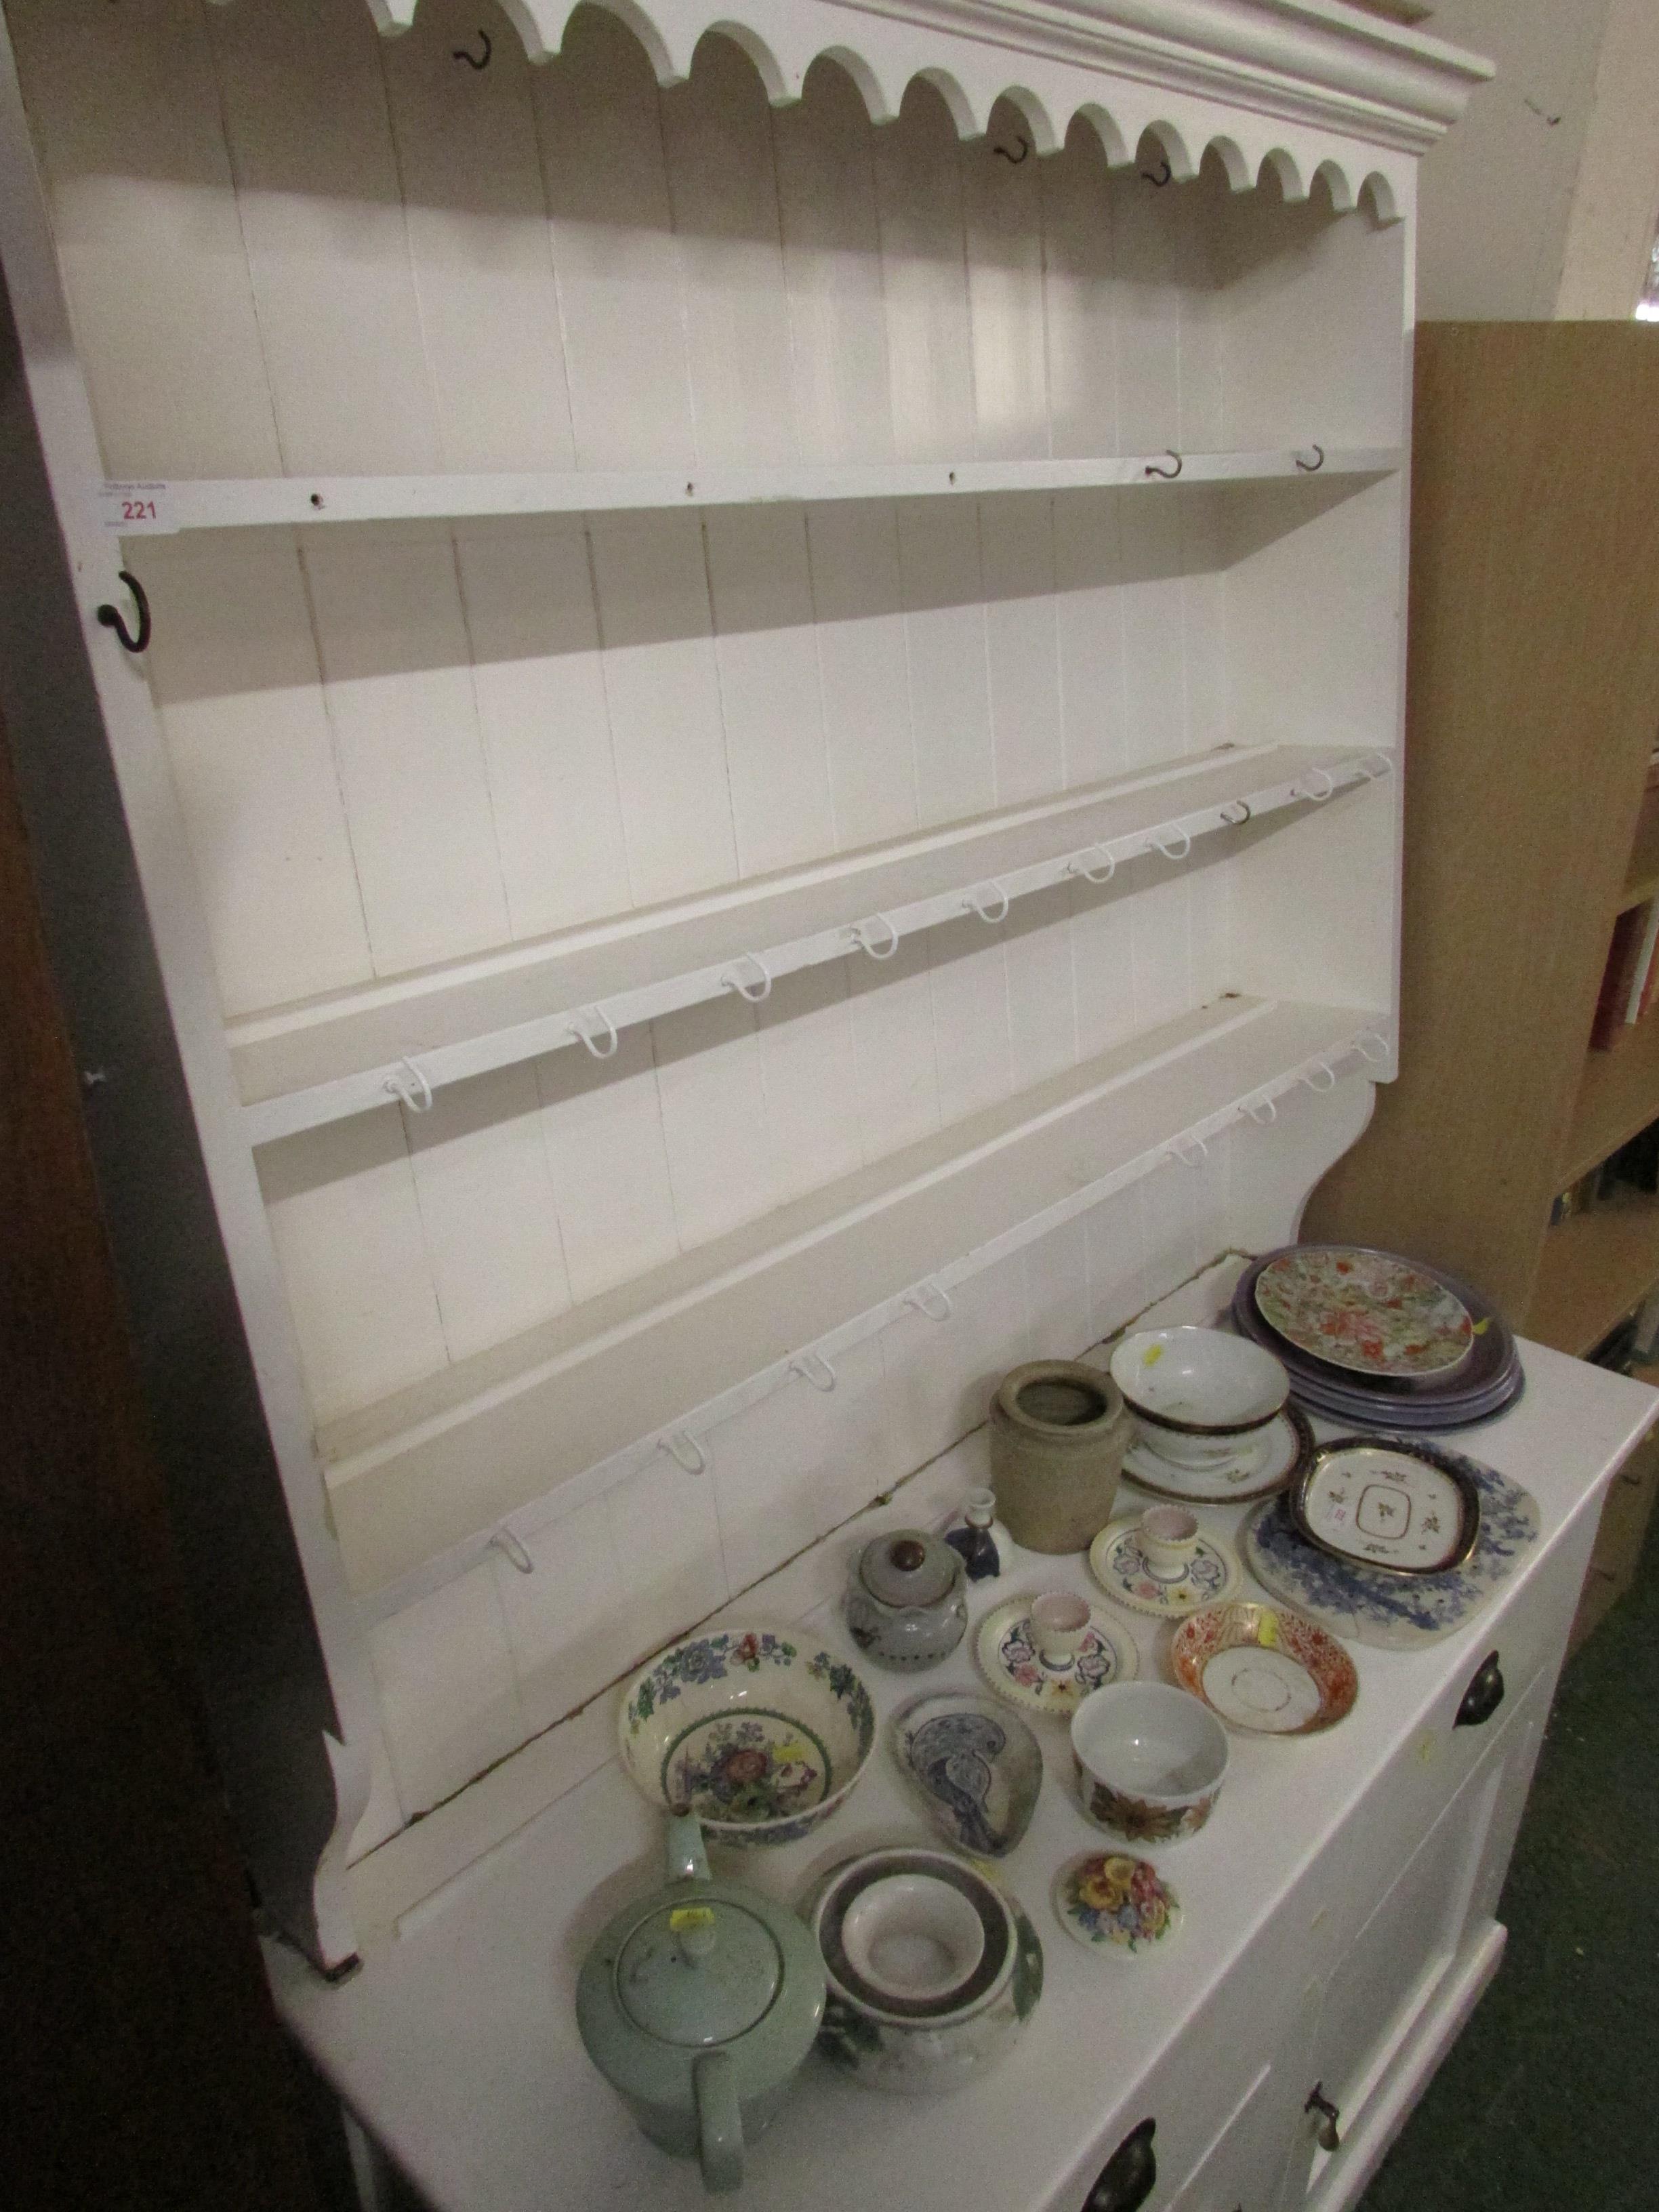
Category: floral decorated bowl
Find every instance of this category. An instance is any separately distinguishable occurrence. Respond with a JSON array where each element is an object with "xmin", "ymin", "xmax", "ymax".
[
  {"xmin": 619, "ymin": 1628, "xmax": 876, "ymax": 1849},
  {"xmin": 1071, "ymin": 1681, "xmax": 1229, "ymax": 1845}
]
